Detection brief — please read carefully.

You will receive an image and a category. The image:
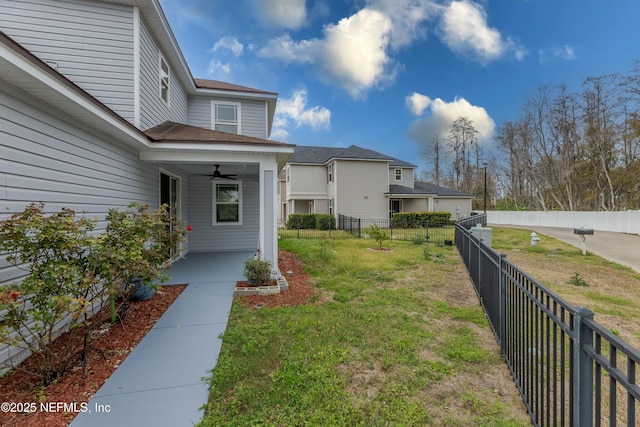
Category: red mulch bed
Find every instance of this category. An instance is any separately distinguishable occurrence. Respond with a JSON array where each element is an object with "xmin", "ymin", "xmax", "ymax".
[
  {"xmin": 0, "ymin": 285, "xmax": 185, "ymax": 427},
  {"xmin": 239, "ymin": 249, "xmax": 314, "ymax": 308},
  {"xmin": 0, "ymin": 249, "xmax": 313, "ymax": 426}
]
